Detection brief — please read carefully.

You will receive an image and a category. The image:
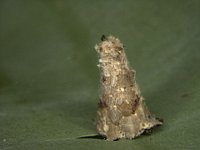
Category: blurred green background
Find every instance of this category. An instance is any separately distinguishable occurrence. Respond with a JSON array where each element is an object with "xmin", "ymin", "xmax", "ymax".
[{"xmin": 0, "ymin": 0, "xmax": 200, "ymax": 149}]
